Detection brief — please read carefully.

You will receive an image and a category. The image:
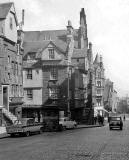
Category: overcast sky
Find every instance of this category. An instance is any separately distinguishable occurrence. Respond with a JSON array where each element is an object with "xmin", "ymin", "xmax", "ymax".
[{"xmin": 1, "ymin": 0, "xmax": 129, "ymax": 97}]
